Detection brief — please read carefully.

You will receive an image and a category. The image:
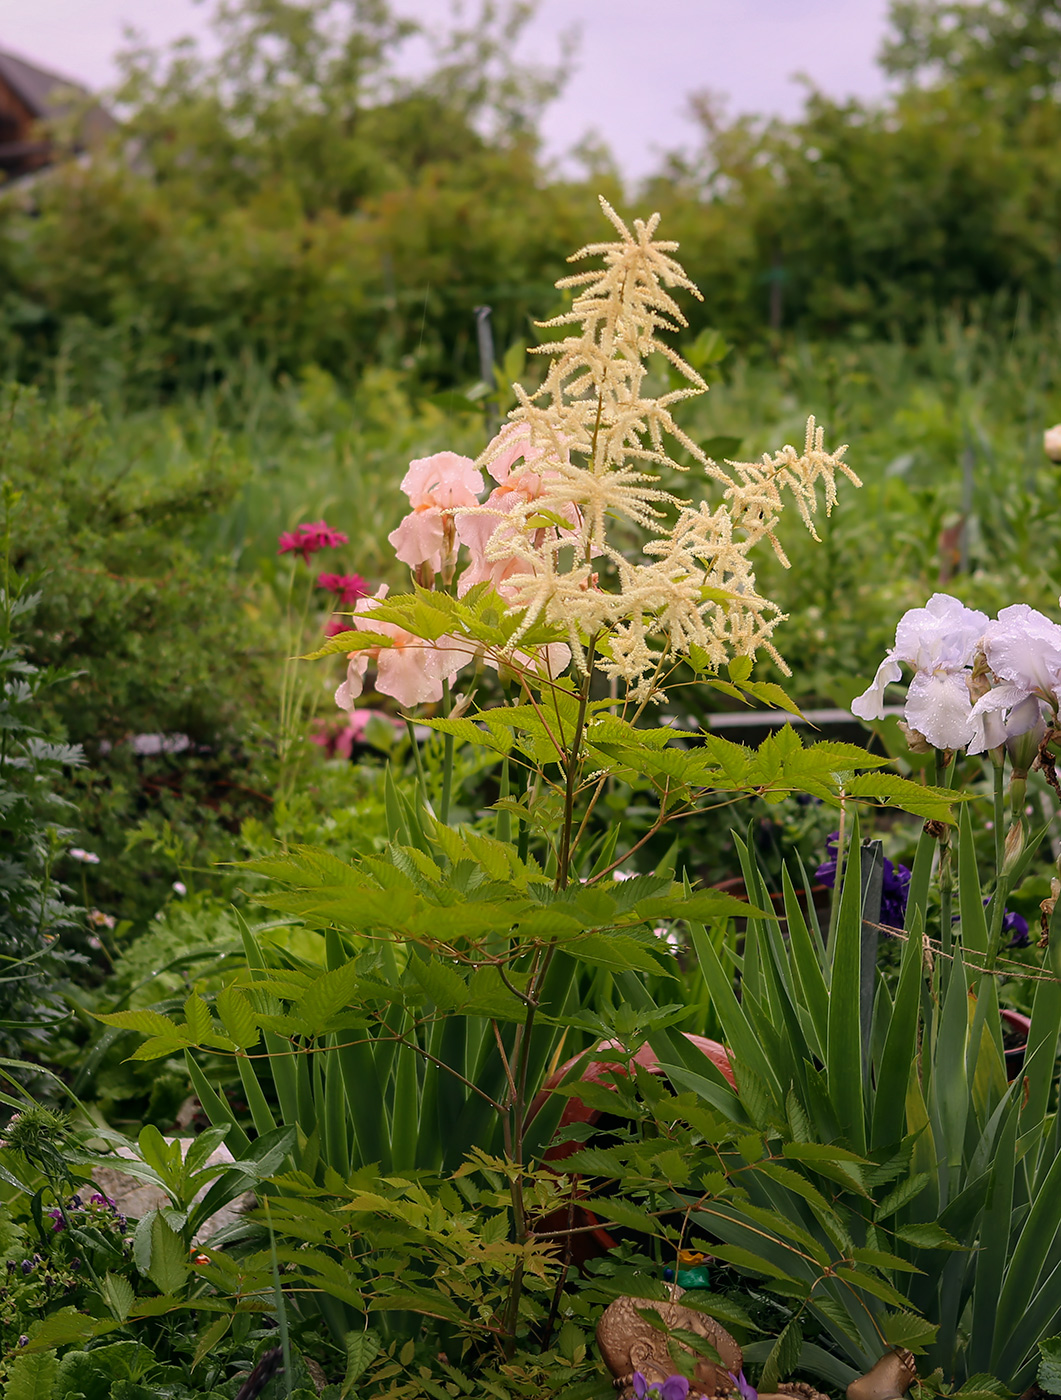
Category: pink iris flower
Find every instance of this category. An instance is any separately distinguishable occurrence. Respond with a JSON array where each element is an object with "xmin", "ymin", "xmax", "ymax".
[
  {"xmin": 278, "ymin": 520, "xmax": 349, "ymax": 562},
  {"xmin": 388, "ymin": 452, "xmax": 484, "ymax": 576},
  {"xmin": 335, "ymin": 587, "xmax": 472, "ymax": 710},
  {"xmin": 456, "ymin": 425, "xmax": 574, "ymax": 598}
]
